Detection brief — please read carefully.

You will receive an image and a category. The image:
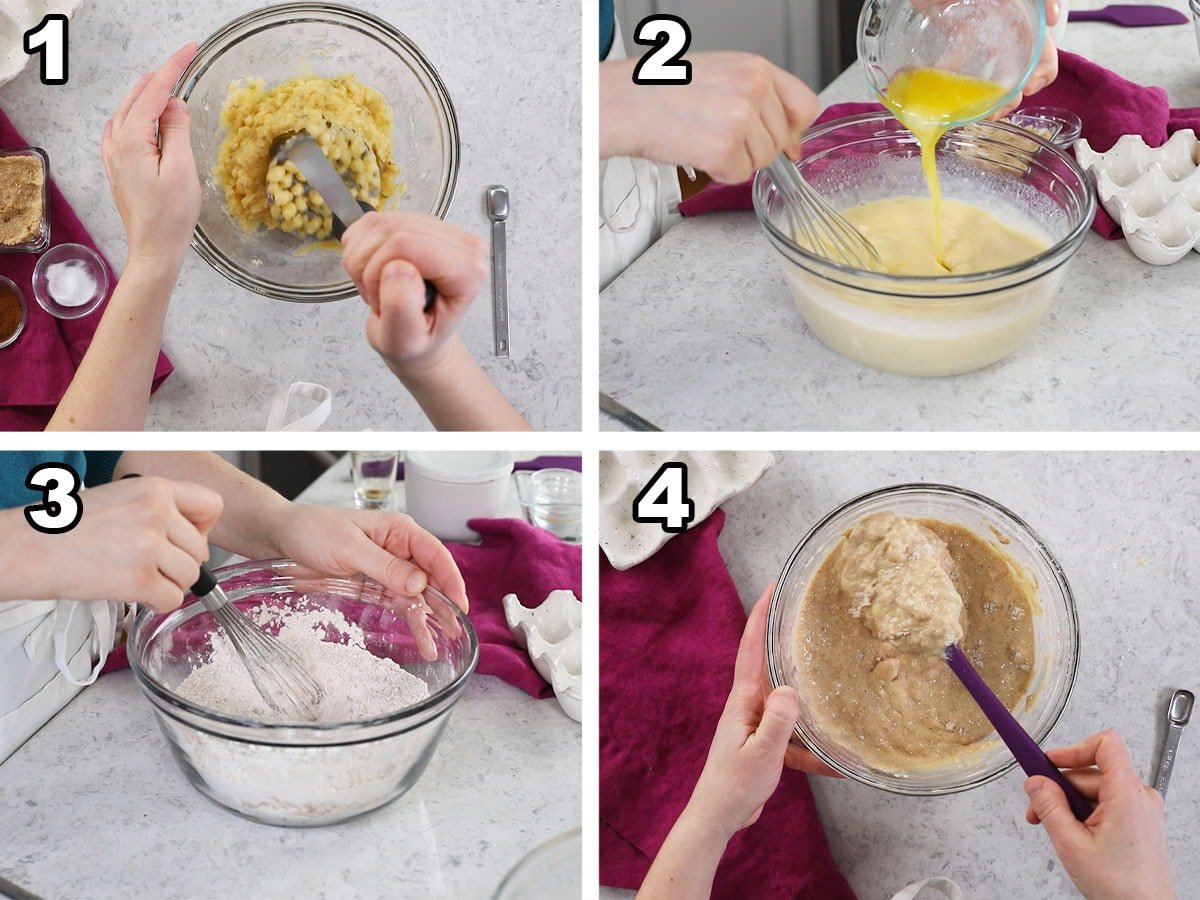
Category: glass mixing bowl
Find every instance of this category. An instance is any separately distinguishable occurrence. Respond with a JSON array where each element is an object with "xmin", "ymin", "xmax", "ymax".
[
  {"xmin": 754, "ymin": 112, "xmax": 1095, "ymax": 376},
  {"xmin": 129, "ymin": 559, "xmax": 478, "ymax": 827},
  {"xmin": 767, "ymin": 483, "xmax": 1079, "ymax": 797},
  {"xmin": 859, "ymin": 0, "xmax": 1046, "ymax": 126},
  {"xmin": 173, "ymin": 2, "xmax": 460, "ymax": 302}
]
